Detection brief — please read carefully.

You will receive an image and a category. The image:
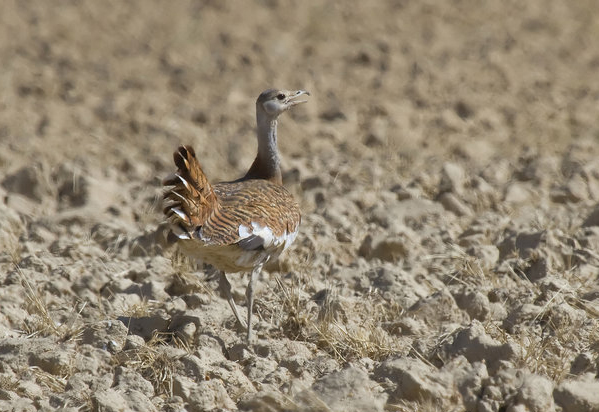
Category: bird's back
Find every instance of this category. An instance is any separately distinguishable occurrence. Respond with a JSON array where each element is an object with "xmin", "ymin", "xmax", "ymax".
[{"xmin": 163, "ymin": 146, "xmax": 300, "ymax": 272}]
